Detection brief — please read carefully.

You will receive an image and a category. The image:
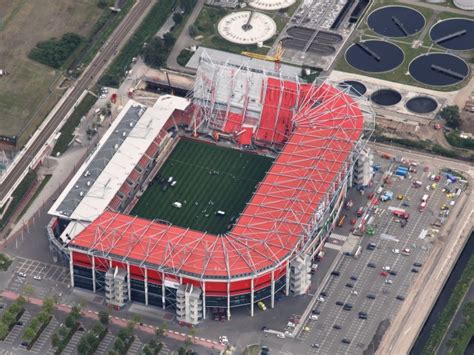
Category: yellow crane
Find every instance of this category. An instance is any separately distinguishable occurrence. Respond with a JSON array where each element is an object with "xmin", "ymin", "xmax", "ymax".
[{"xmin": 241, "ymin": 42, "xmax": 285, "ymax": 63}]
